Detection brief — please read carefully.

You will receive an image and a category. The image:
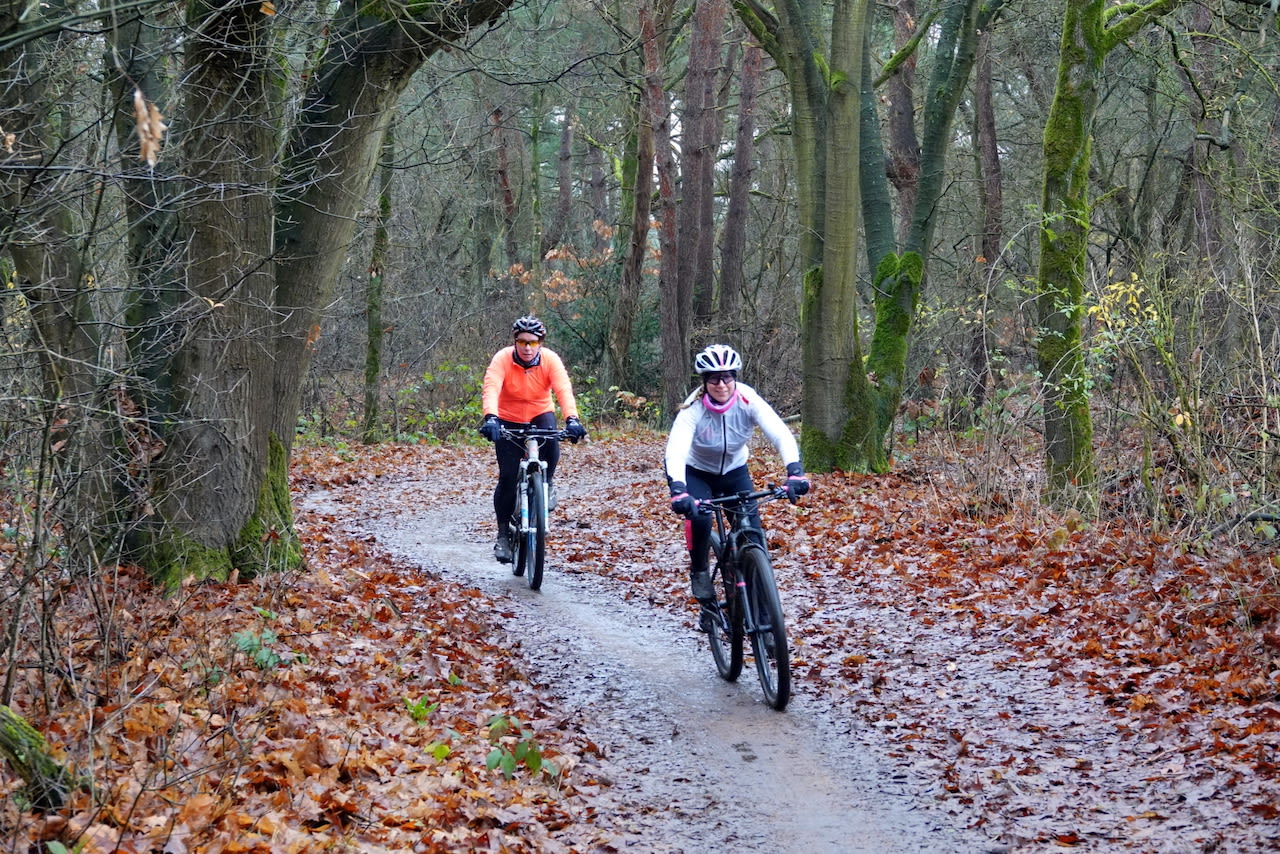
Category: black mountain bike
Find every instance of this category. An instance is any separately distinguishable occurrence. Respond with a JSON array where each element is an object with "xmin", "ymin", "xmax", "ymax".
[
  {"xmin": 498, "ymin": 425, "xmax": 570, "ymax": 591},
  {"xmin": 697, "ymin": 487, "xmax": 792, "ymax": 710}
]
